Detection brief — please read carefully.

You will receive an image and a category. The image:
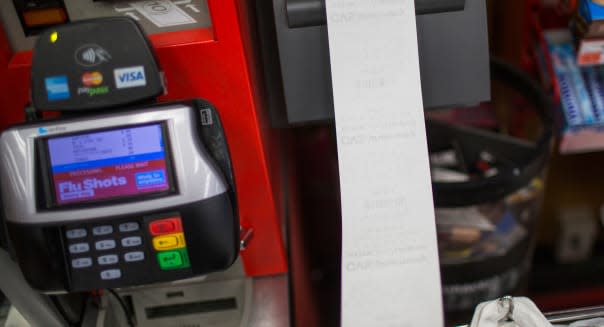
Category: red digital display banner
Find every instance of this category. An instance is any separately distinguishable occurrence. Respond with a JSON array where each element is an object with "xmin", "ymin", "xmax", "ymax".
[{"xmin": 53, "ymin": 159, "xmax": 169, "ymax": 204}]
